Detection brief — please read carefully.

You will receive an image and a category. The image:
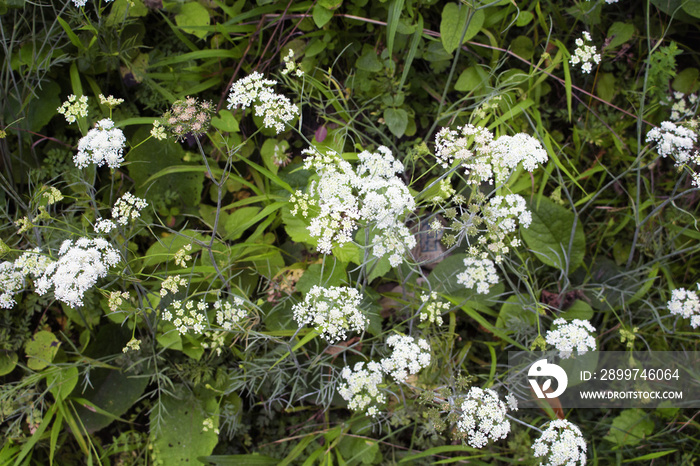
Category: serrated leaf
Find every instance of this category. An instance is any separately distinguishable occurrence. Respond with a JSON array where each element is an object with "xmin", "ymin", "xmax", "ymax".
[
  {"xmin": 607, "ymin": 22, "xmax": 634, "ymax": 49},
  {"xmin": 520, "ymin": 196, "xmax": 586, "ymax": 273},
  {"xmin": 384, "ymin": 107, "xmax": 408, "ymax": 138},
  {"xmin": 440, "ymin": 3, "xmax": 484, "ymax": 54},
  {"xmin": 175, "ymin": 2, "xmax": 210, "ymax": 39}
]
